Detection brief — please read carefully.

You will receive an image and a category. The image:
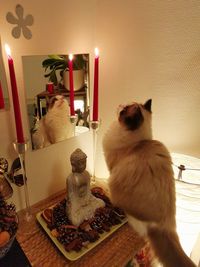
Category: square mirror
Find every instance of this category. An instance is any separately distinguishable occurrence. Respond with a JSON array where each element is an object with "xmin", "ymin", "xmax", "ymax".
[{"xmin": 22, "ymin": 54, "xmax": 90, "ymax": 150}]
